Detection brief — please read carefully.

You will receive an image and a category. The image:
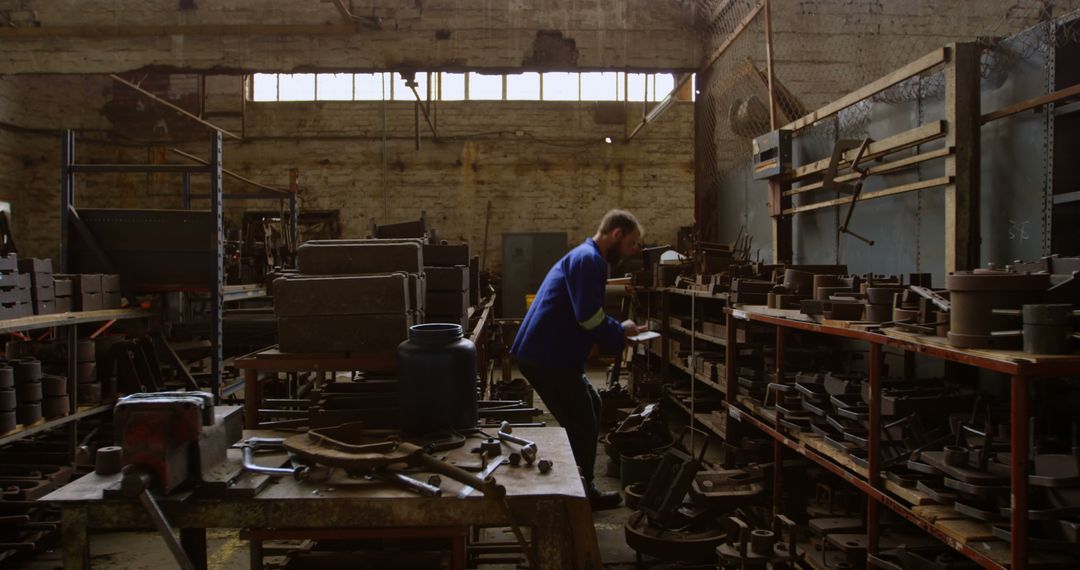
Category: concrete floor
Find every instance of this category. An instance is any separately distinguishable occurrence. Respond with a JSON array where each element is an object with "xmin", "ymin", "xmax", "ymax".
[{"xmin": 17, "ymin": 367, "xmax": 642, "ymax": 569}]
